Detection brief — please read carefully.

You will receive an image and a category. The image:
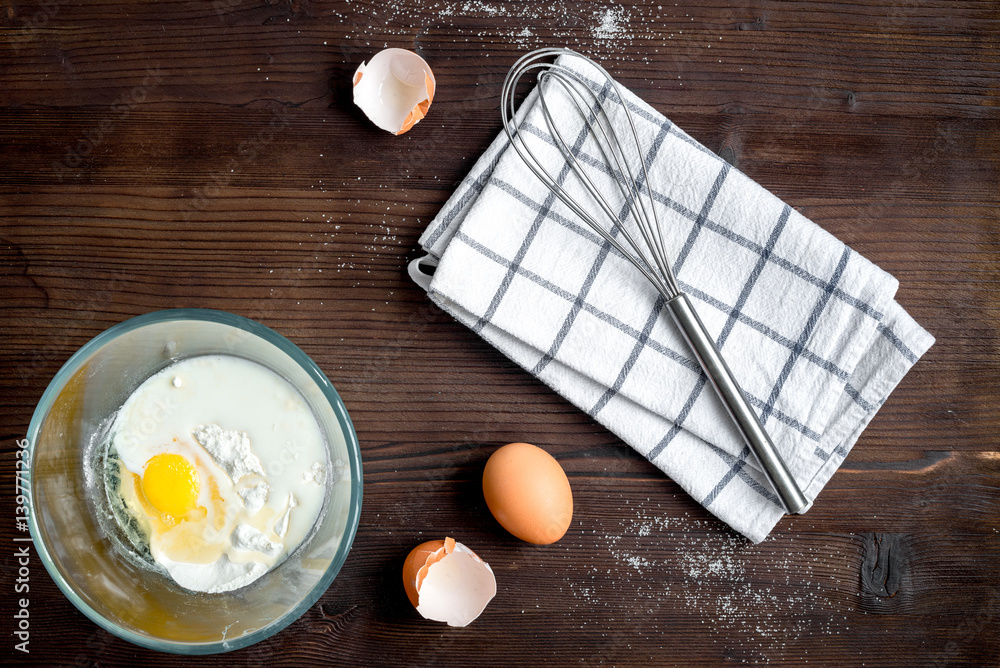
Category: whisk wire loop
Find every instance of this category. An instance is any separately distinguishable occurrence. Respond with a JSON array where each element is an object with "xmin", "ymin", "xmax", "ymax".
[
  {"xmin": 503, "ymin": 50, "xmax": 680, "ymax": 300},
  {"xmin": 551, "ymin": 67, "xmax": 676, "ymax": 299},
  {"xmin": 539, "ymin": 75, "xmax": 670, "ymax": 297}
]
